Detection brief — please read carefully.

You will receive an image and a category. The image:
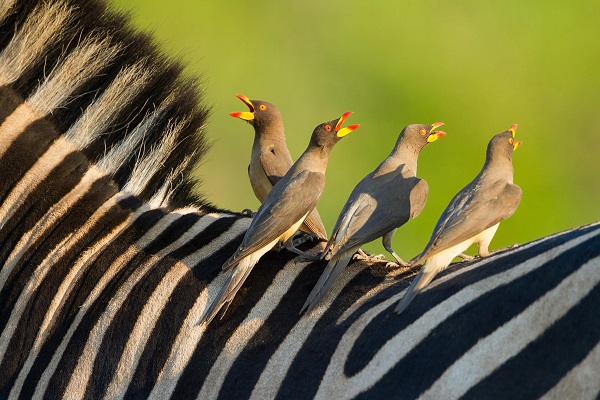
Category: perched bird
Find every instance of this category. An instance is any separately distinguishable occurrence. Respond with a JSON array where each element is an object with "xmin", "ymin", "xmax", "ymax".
[
  {"xmin": 395, "ymin": 125, "xmax": 522, "ymax": 314},
  {"xmin": 200, "ymin": 112, "xmax": 359, "ymax": 325},
  {"xmin": 230, "ymin": 94, "xmax": 327, "ymax": 241},
  {"xmin": 301, "ymin": 123, "xmax": 447, "ymax": 314}
]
